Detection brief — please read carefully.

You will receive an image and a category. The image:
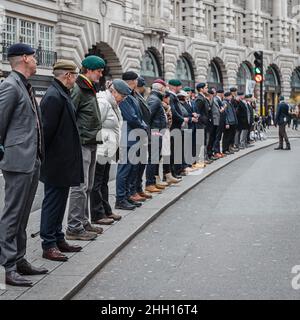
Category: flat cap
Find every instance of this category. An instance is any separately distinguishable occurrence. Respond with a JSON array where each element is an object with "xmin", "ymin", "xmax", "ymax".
[
  {"xmin": 7, "ymin": 43, "xmax": 35, "ymax": 58},
  {"xmin": 82, "ymin": 55, "xmax": 105, "ymax": 70},
  {"xmin": 183, "ymin": 87, "xmax": 192, "ymax": 92},
  {"xmin": 53, "ymin": 60, "xmax": 77, "ymax": 71},
  {"xmin": 122, "ymin": 71, "xmax": 139, "ymax": 81},
  {"xmin": 230, "ymin": 87, "xmax": 238, "ymax": 92},
  {"xmin": 196, "ymin": 82, "xmax": 207, "ymax": 90},
  {"xmin": 224, "ymin": 91, "xmax": 232, "ymax": 97},
  {"xmin": 112, "ymin": 79, "xmax": 132, "ymax": 96},
  {"xmin": 137, "ymin": 76, "xmax": 146, "ymax": 87},
  {"xmin": 177, "ymin": 90, "xmax": 188, "ymax": 98},
  {"xmin": 168, "ymin": 79, "xmax": 182, "ymax": 87},
  {"xmin": 153, "ymin": 79, "xmax": 167, "ymax": 87}
]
